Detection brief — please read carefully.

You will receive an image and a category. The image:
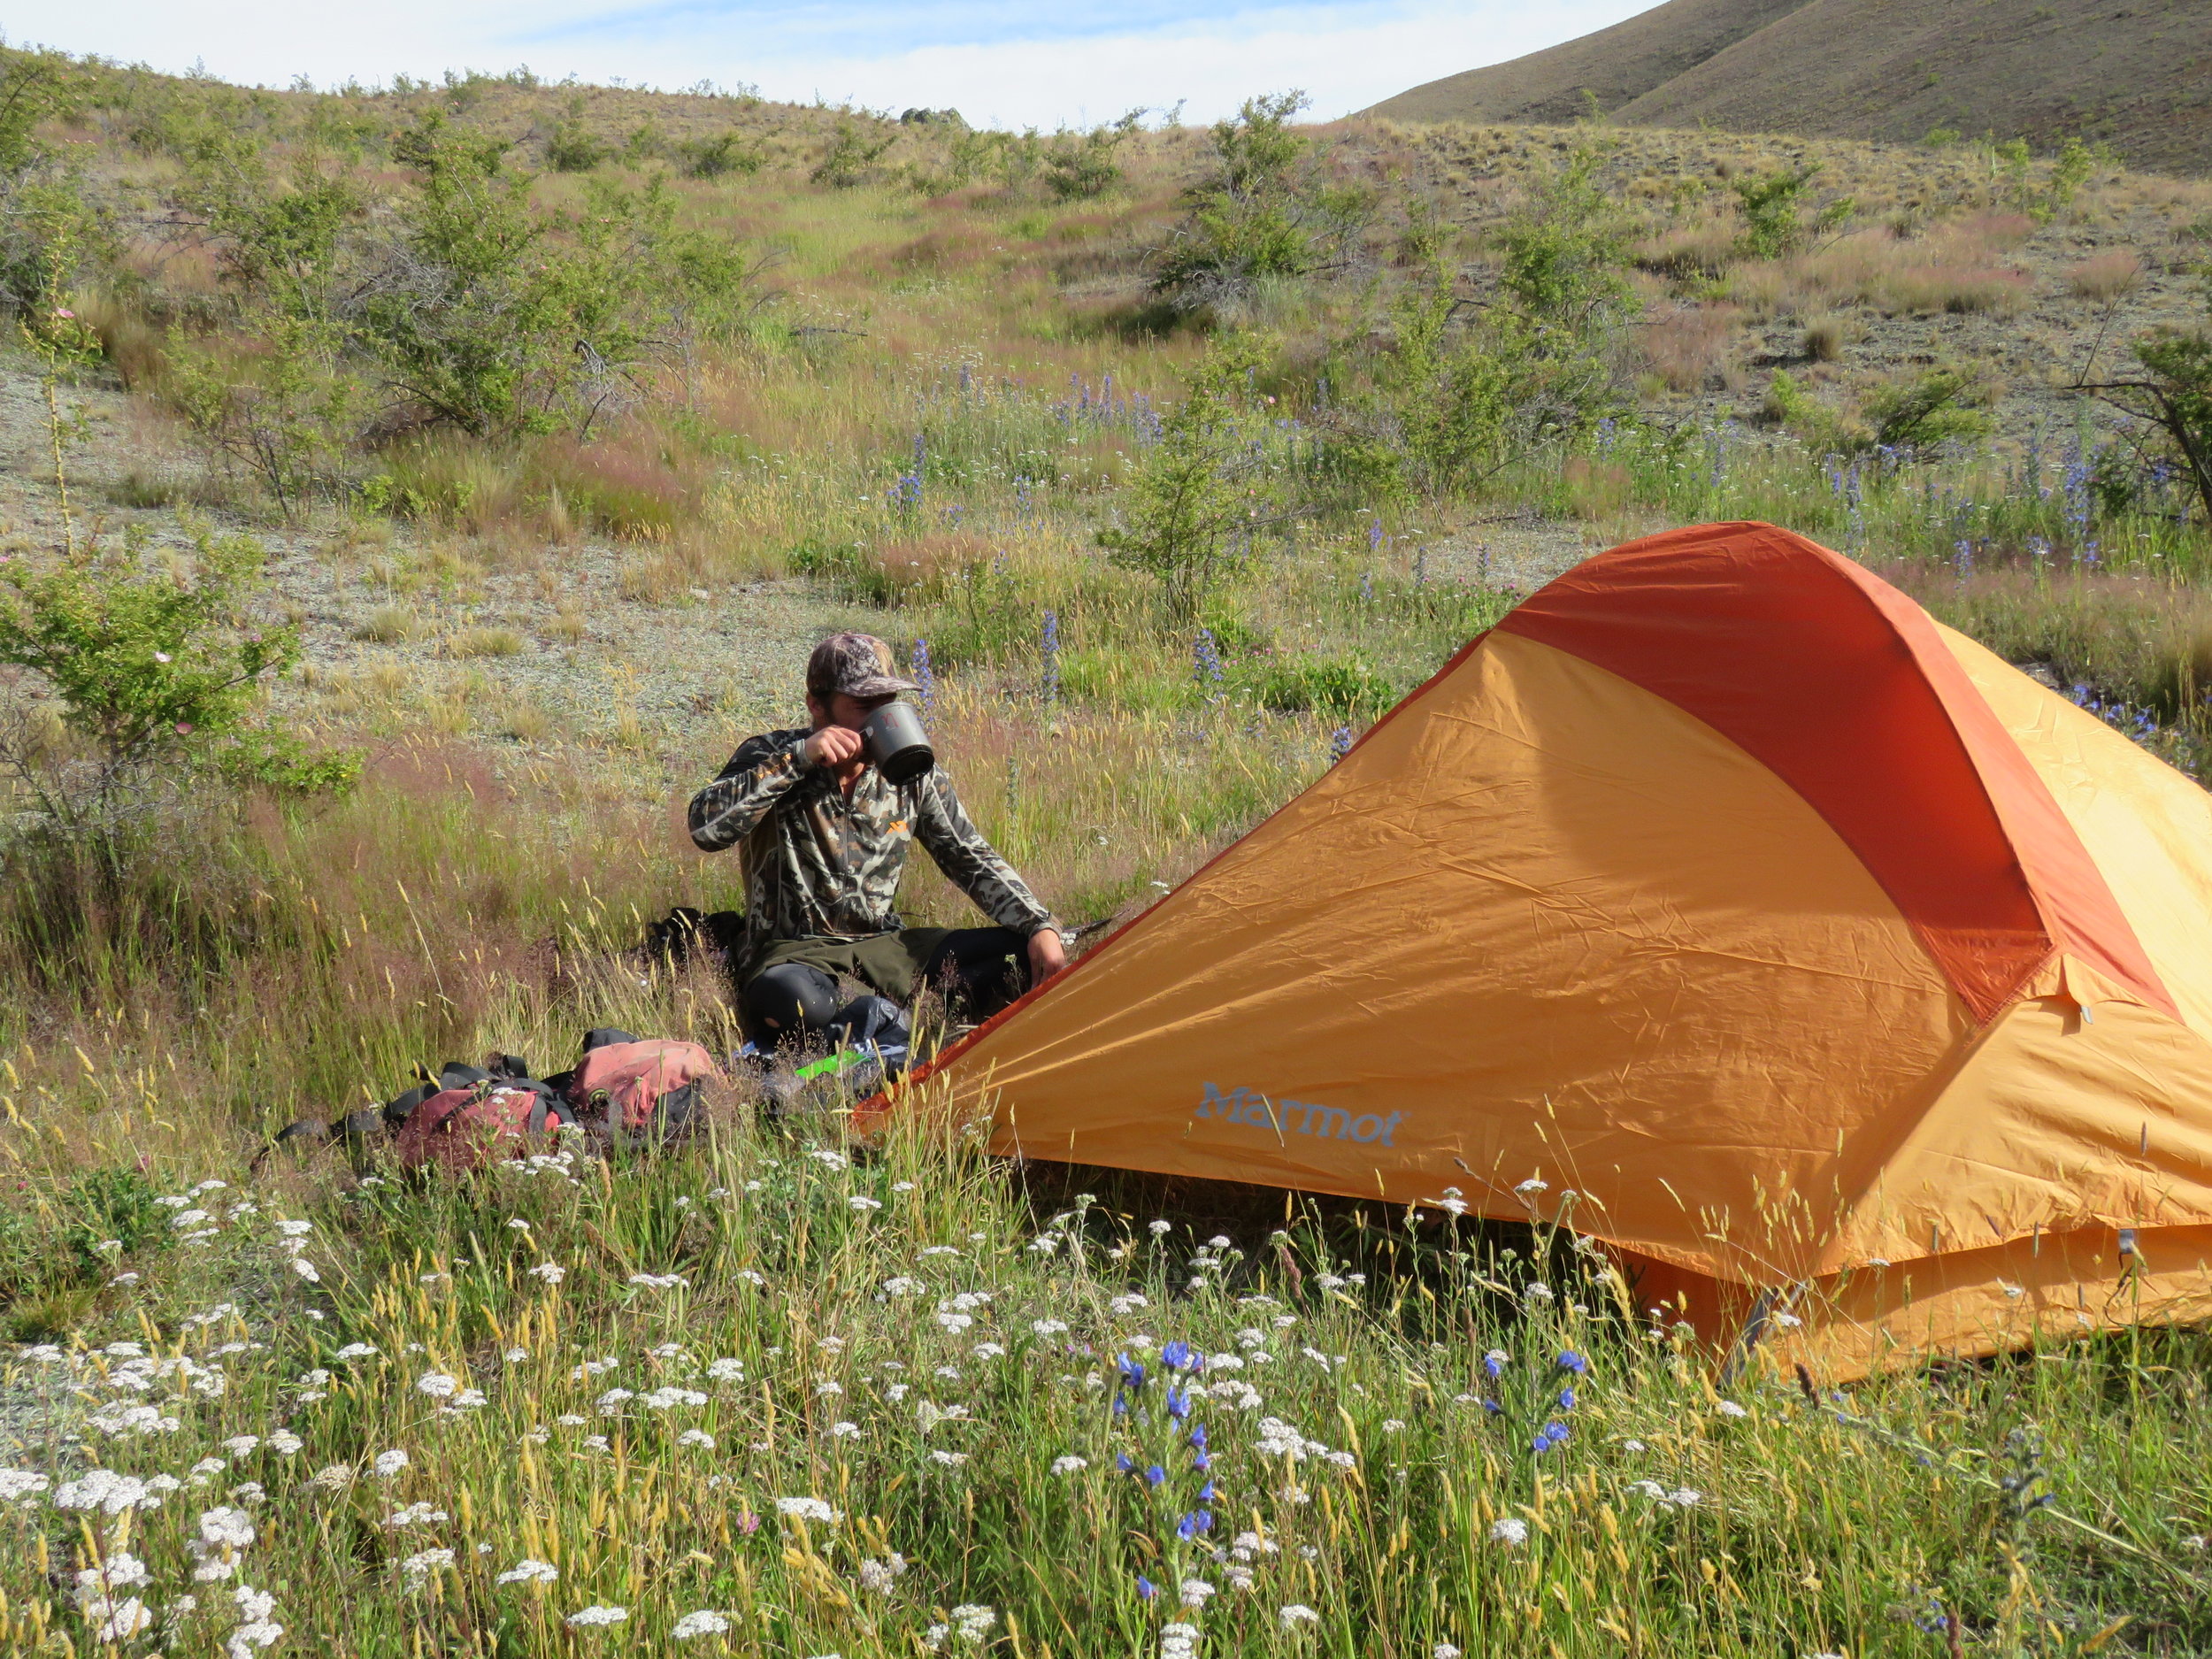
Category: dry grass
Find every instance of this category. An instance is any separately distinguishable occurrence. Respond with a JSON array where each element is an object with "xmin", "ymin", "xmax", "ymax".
[
  {"xmin": 1639, "ymin": 302, "xmax": 1740, "ymax": 391},
  {"xmin": 2065, "ymin": 249, "xmax": 2145, "ymax": 301},
  {"xmin": 447, "ymin": 626, "xmax": 529, "ymax": 659},
  {"xmin": 1802, "ymin": 314, "xmax": 1848, "ymax": 361},
  {"xmin": 353, "ymin": 604, "xmax": 418, "ymax": 644}
]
